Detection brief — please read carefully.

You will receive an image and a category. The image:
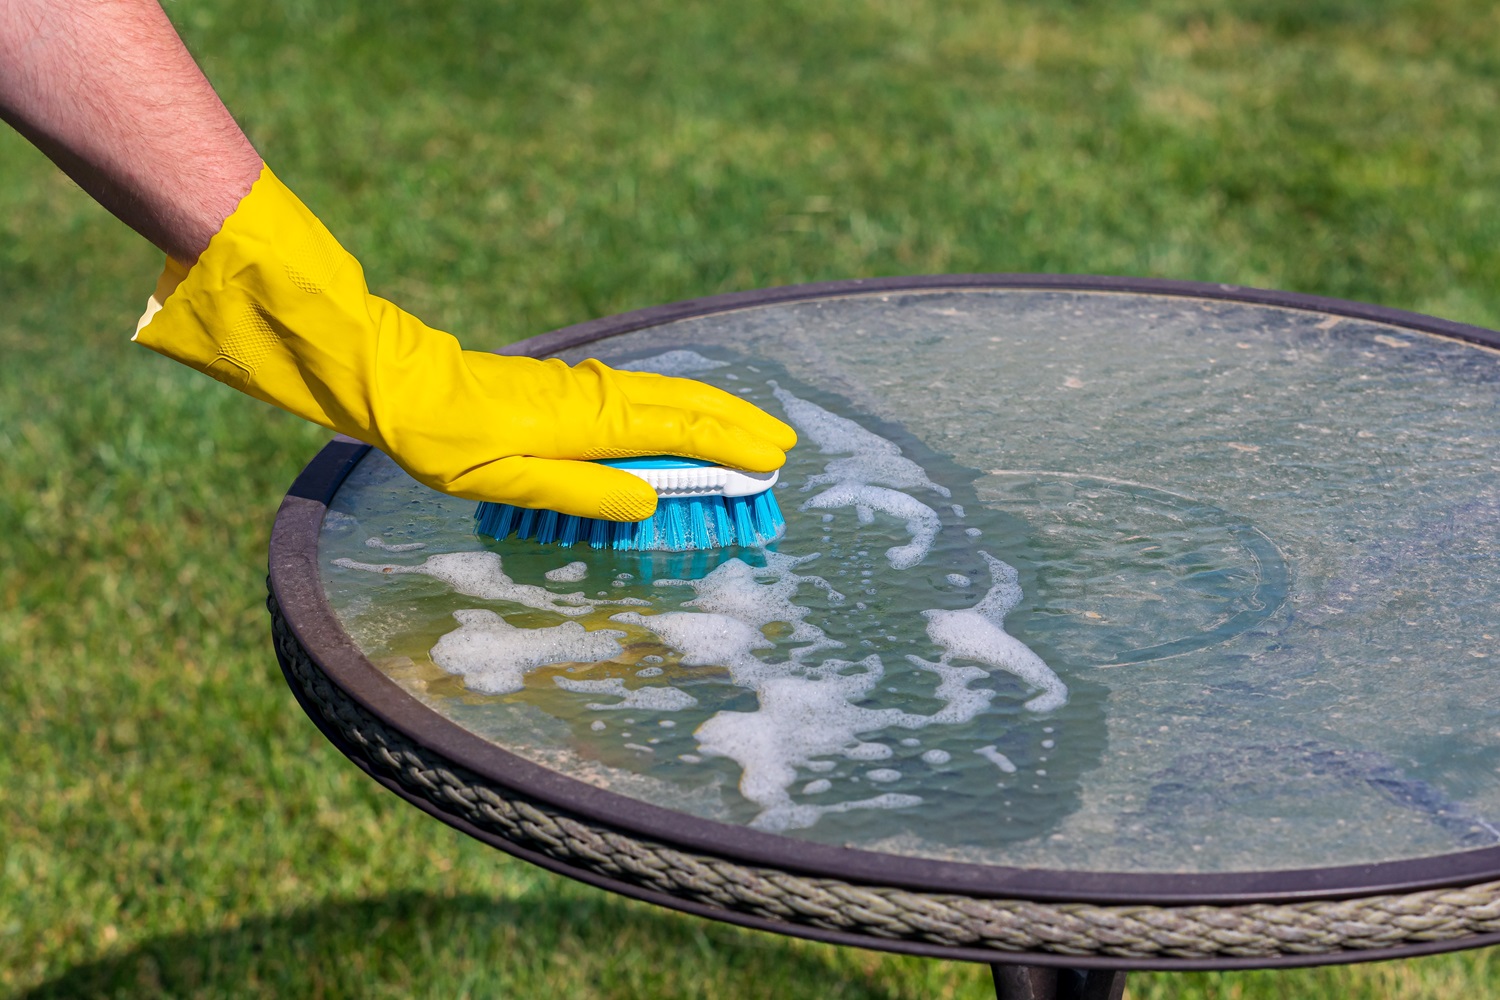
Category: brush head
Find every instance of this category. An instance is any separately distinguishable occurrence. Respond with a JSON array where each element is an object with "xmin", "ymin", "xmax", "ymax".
[{"xmin": 474, "ymin": 457, "xmax": 786, "ymax": 552}]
